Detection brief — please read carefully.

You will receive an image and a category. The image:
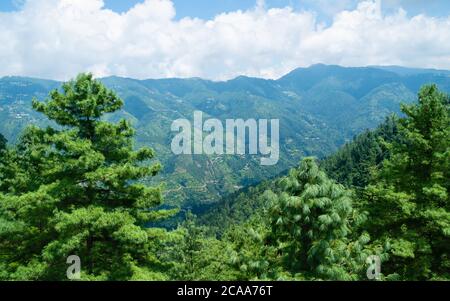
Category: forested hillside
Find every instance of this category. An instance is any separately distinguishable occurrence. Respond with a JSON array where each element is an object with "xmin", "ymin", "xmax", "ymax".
[
  {"xmin": 1, "ymin": 65, "xmax": 449, "ymax": 210},
  {"xmin": 0, "ymin": 73, "xmax": 448, "ymax": 280},
  {"xmin": 321, "ymin": 115, "xmax": 400, "ymax": 189},
  {"xmin": 199, "ymin": 115, "xmax": 400, "ymax": 234}
]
